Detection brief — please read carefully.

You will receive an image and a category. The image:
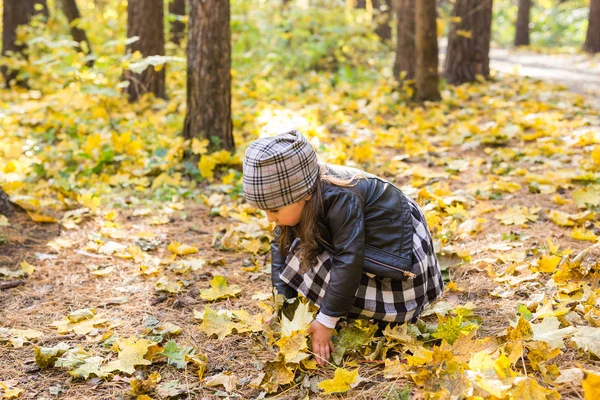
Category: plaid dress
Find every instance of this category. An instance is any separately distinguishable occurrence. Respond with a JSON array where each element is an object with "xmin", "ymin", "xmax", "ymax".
[{"xmin": 279, "ymin": 197, "xmax": 444, "ymax": 323}]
